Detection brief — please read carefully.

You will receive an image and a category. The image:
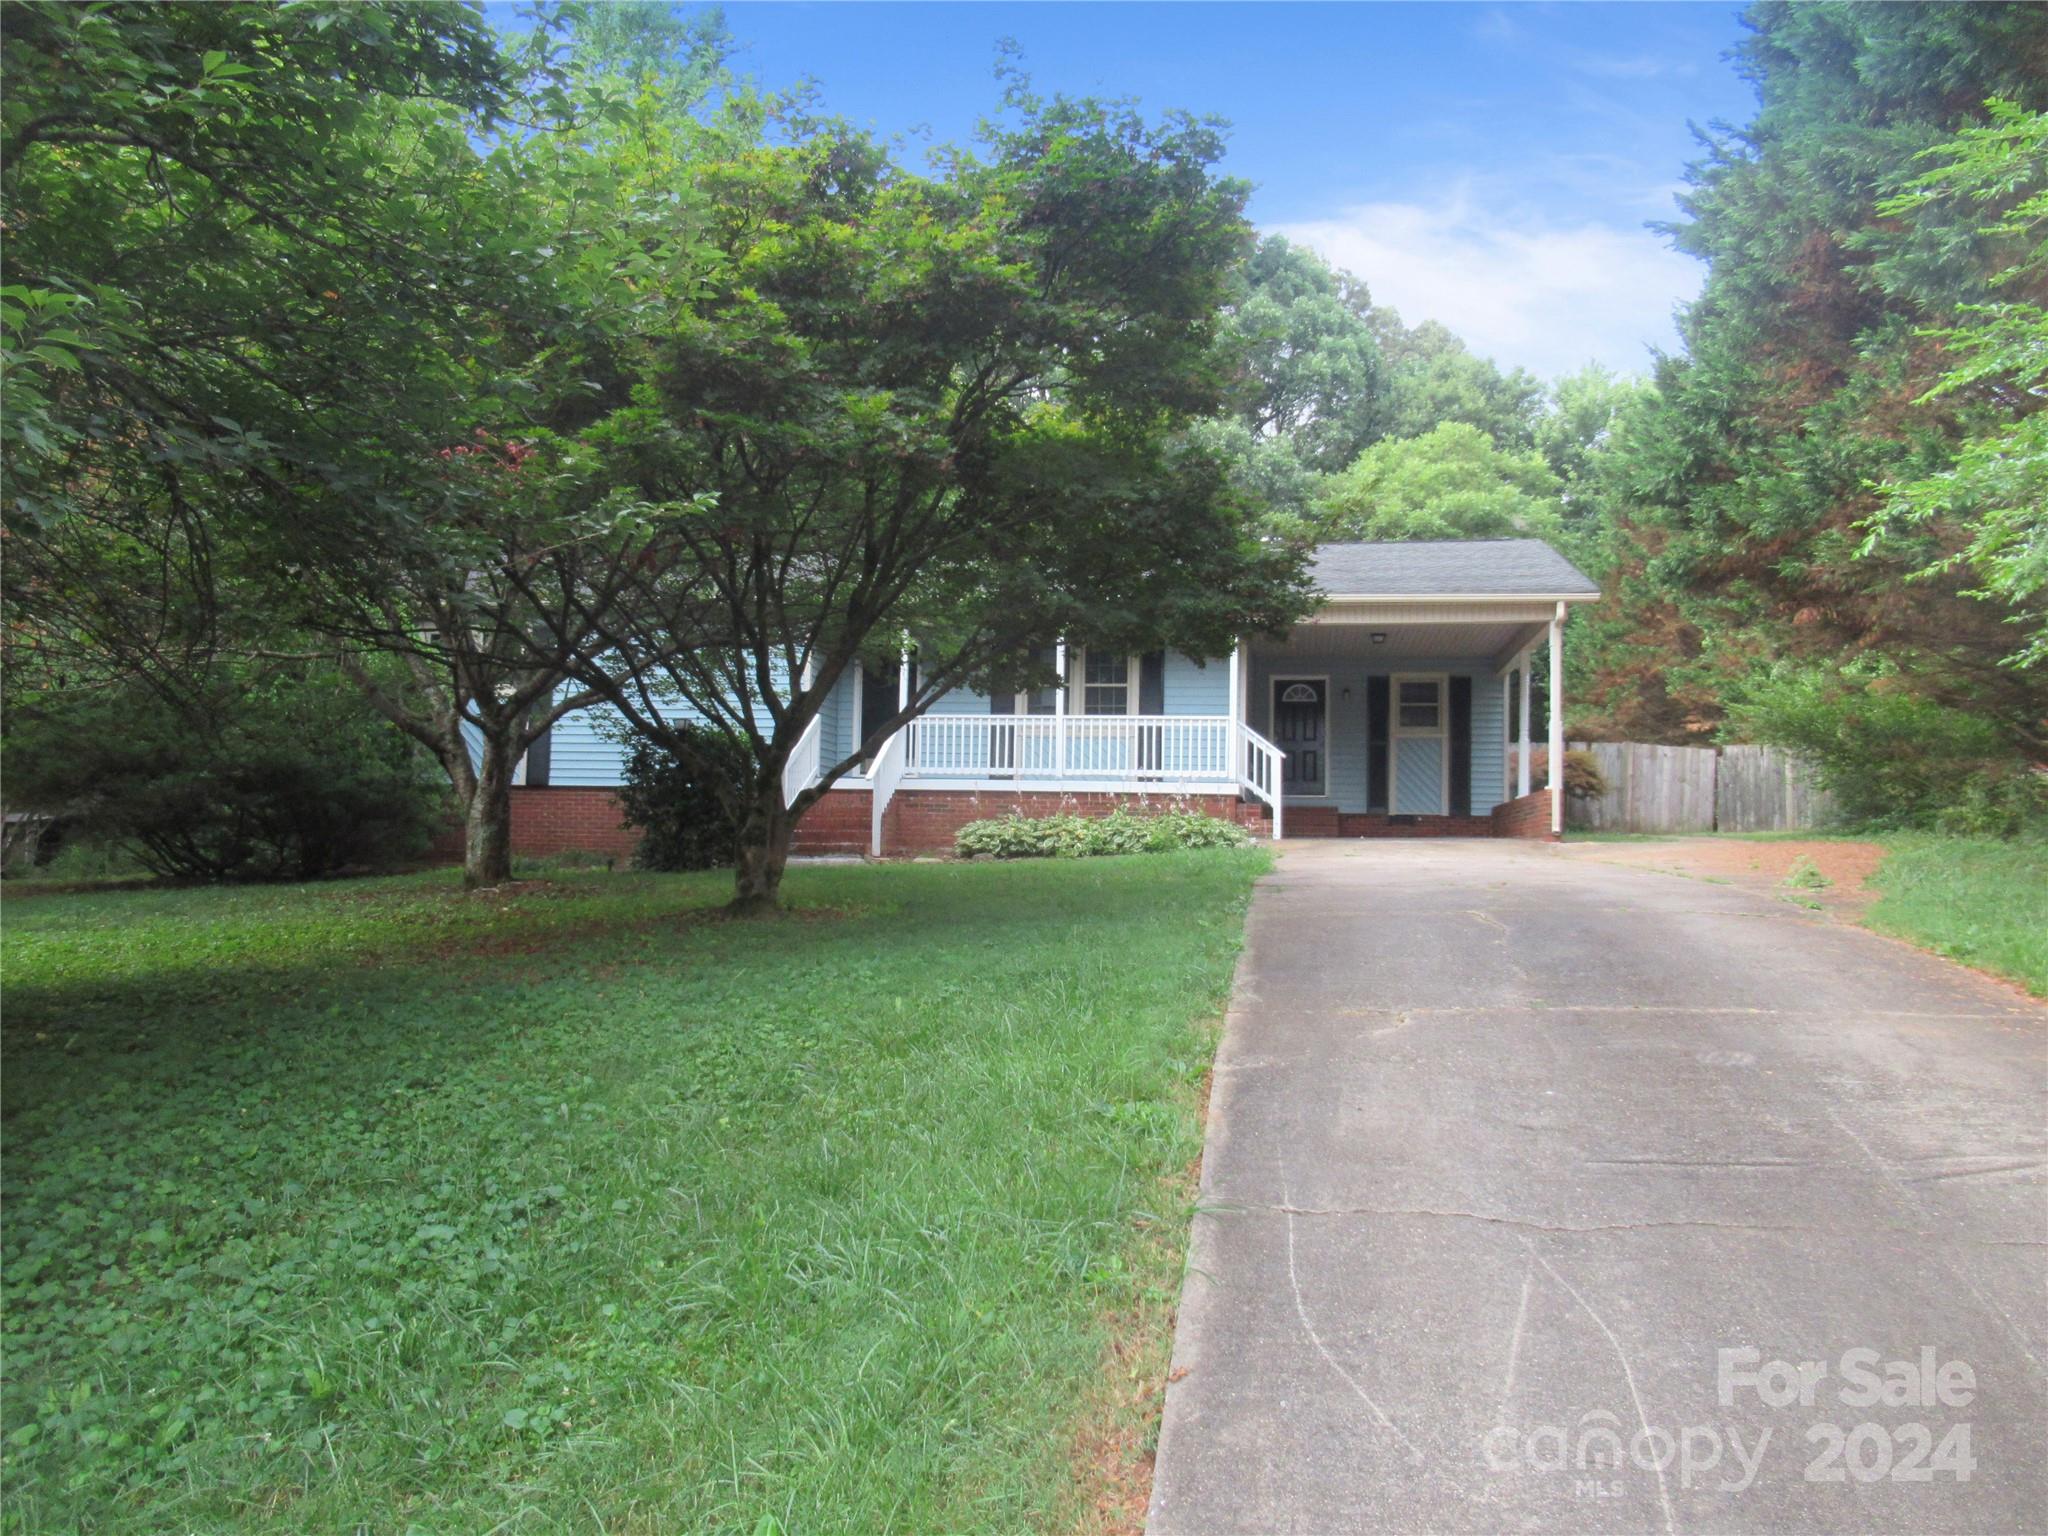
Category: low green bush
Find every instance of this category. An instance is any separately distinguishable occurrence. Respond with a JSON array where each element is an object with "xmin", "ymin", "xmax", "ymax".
[
  {"xmin": 1727, "ymin": 663, "xmax": 2045, "ymax": 837},
  {"xmin": 954, "ymin": 807, "xmax": 1252, "ymax": 859},
  {"xmin": 614, "ymin": 725, "xmax": 751, "ymax": 871},
  {"xmin": 1, "ymin": 666, "xmax": 445, "ymax": 881}
]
